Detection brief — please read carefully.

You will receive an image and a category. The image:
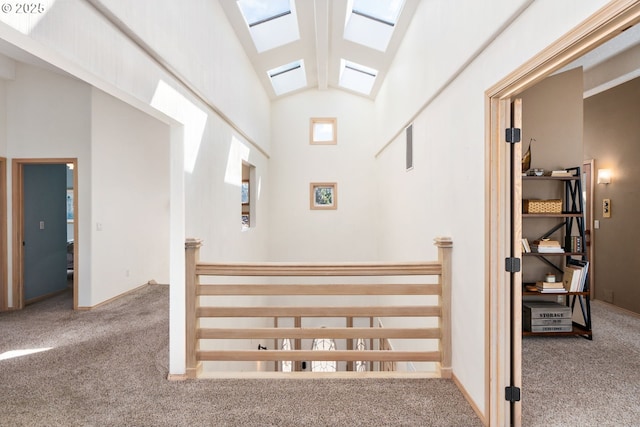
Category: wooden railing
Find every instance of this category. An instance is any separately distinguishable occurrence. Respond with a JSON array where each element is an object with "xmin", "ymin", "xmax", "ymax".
[{"xmin": 185, "ymin": 237, "xmax": 452, "ymax": 379}]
